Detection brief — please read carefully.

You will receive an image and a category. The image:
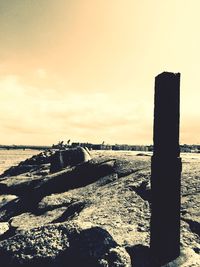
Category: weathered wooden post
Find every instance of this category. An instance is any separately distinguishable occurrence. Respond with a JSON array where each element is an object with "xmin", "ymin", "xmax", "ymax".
[{"xmin": 150, "ymin": 72, "xmax": 182, "ymax": 265}]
